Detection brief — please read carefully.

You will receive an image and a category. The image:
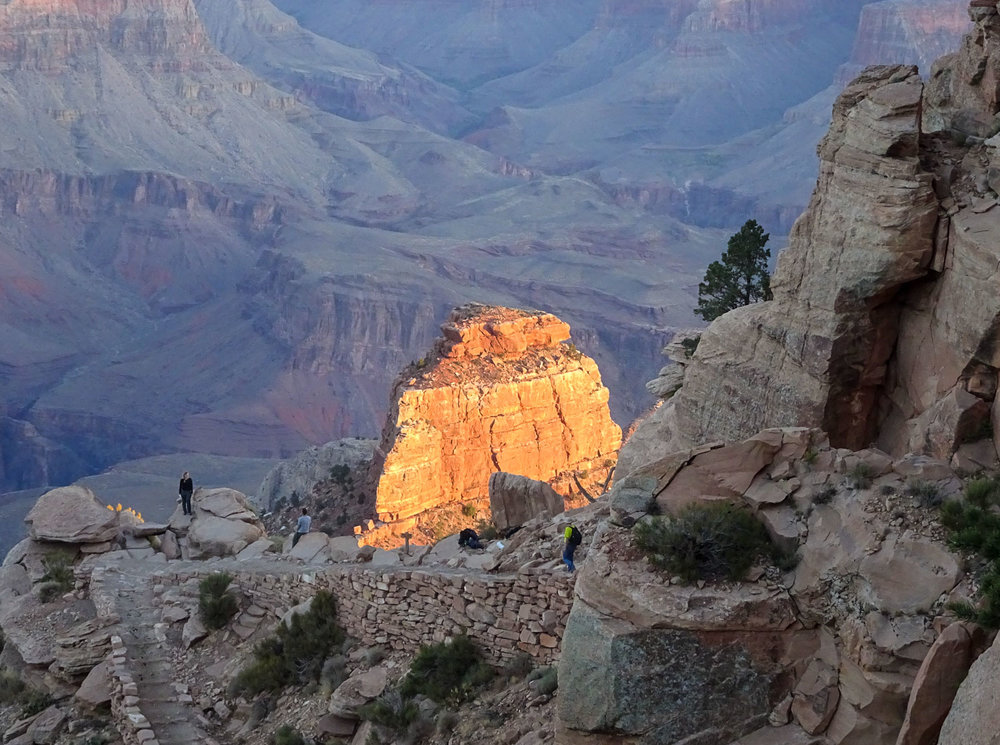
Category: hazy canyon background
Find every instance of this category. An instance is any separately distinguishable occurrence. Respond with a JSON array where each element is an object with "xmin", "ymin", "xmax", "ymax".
[{"xmin": 0, "ymin": 0, "xmax": 971, "ymax": 515}]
